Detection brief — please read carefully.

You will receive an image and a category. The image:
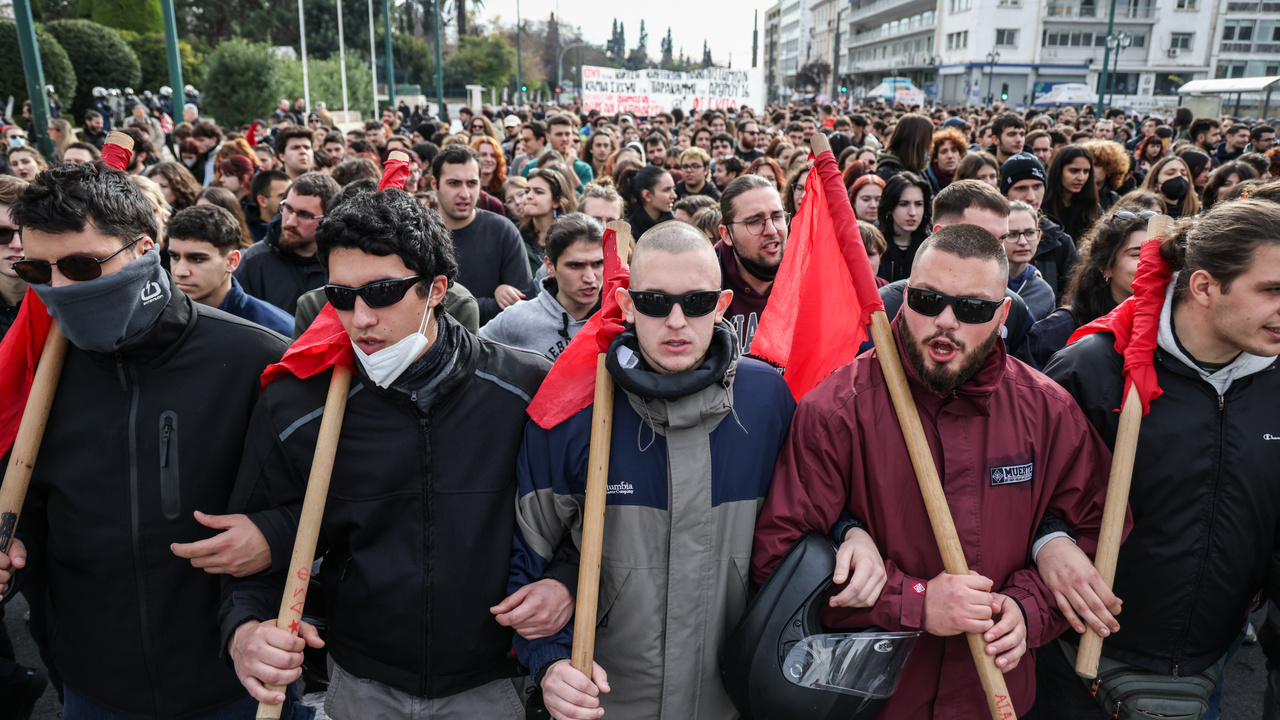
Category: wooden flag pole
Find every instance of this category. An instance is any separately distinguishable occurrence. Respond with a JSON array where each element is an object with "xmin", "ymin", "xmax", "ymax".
[
  {"xmin": 569, "ymin": 221, "xmax": 633, "ymax": 679},
  {"xmin": 0, "ymin": 326, "xmax": 69, "ymax": 555},
  {"xmin": 1074, "ymin": 213, "xmax": 1171, "ymax": 679},
  {"xmin": 257, "ymin": 365, "xmax": 353, "ymax": 719},
  {"xmin": 809, "ymin": 131, "xmax": 1013, "ymax": 720}
]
